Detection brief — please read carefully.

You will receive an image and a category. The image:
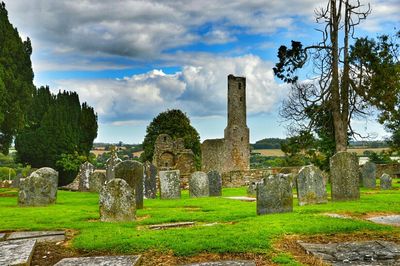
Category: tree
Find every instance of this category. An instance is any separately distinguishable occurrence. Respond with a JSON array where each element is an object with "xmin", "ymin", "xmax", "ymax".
[
  {"xmin": 140, "ymin": 109, "xmax": 201, "ymax": 165},
  {"xmin": 0, "ymin": 2, "xmax": 35, "ymax": 154},
  {"xmin": 274, "ymin": 0, "xmax": 398, "ymax": 153}
]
